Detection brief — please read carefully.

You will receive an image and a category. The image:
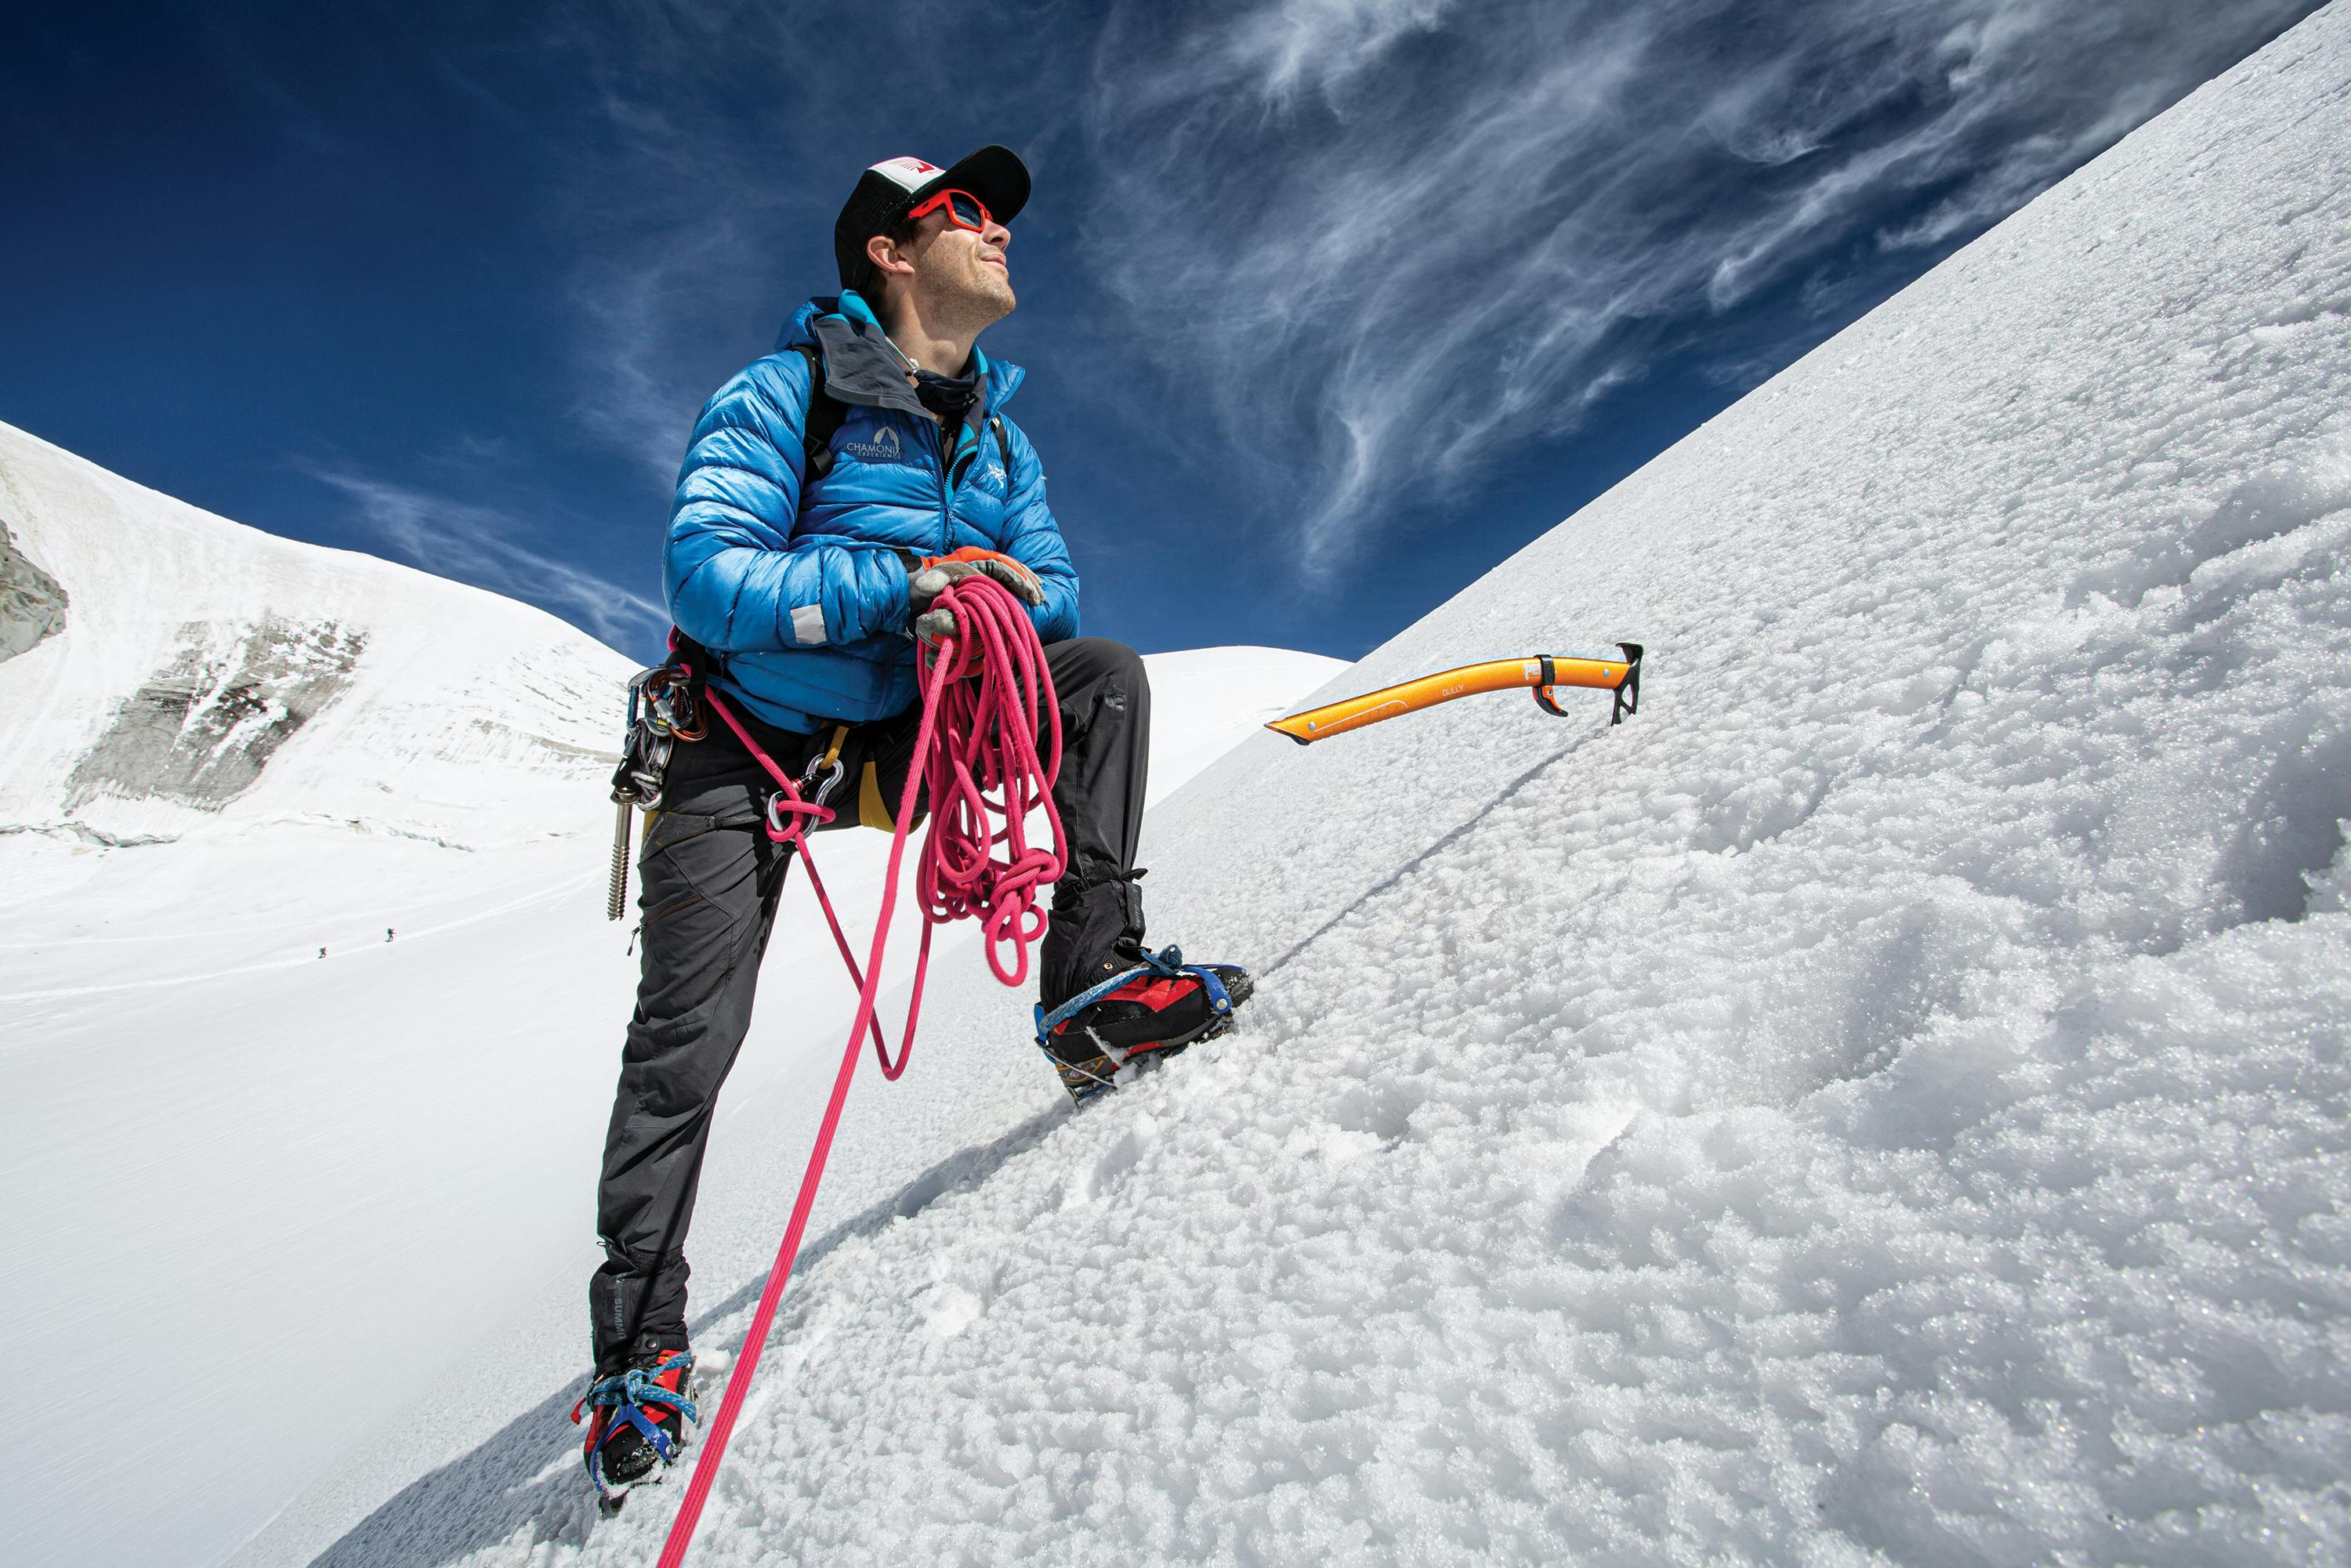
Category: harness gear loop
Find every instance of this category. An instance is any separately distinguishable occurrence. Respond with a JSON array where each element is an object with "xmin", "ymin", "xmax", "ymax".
[{"xmin": 608, "ymin": 658, "xmax": 708, "ymax": 919}]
